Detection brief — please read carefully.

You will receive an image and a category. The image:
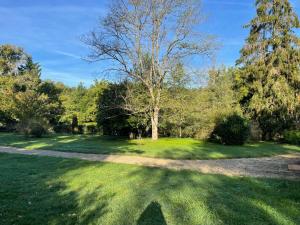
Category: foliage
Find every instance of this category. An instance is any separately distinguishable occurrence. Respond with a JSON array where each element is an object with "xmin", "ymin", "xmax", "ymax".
[
  {"xmin": 0, "ymin": 75, "xmax": 17, "ymax": 128},
  {"xmin": 59, "ymin": 83, "xmax": 87, "ymax": 131},
  {"xmin": 16, "ymin": 118, "xmax": 49, "ymax": 138},
  {"xmin": 198, "ymin": 67, "xmax": 241, "ymax": 139},
  {"xmin": 160, "ymin": 87, "xmax": 193, "ymax": 137},
  {"xmin": 83, "ymin": 122, "xmax": 98, "ymax": 134},
  {"xmin": 211, "ymin": 114, "xmax": 250, "ymax": 145},
  {"xmin": 9, "ymin": 73, "xmax": 62, "ymax": 137},
  {"xmin": 235, "ymin": 0, "xmax": 300, "ymax": 140},
  {"xmin": 0, "ymin": 44, "xmax": 64, "ymax": 135},
  {"xmin": 0, "ymin": 45, "xmax": 248, "ymax": 141},
  {"xmin": 60, "ymin": 81, "xmax": 109, "ymax": 134},
  {"xmin": 283, "ymin": 130, "xmax": 300, "ymax": 145},
  {"xmin": 0, "ymin": 45, "xmax": 30, "ymax": 76},
  {"xmin": 84, "ymin": 0, "xmax": 215, "ymax": 140},
  {"xmin": 160, "ymin": 63, "xmax": 194, "ymax": 137},
  {"xmin": 93, "ymin": 65, "xmax": 242, "ymax": 139},
  {"xmin": 96, "ymin": 82, "xmax": 131, "ymax": 136},
  {"xmin": 38, "ymin": 80, "xmax": 64, "ymax": 127},
  {"xmin": 159, "ymin": 66, "xmax": 241, "ymax": 139}
]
